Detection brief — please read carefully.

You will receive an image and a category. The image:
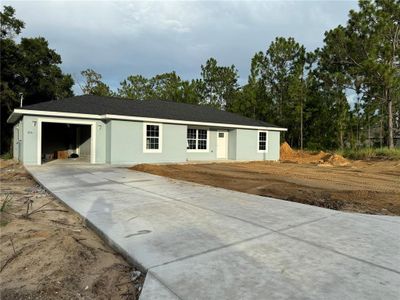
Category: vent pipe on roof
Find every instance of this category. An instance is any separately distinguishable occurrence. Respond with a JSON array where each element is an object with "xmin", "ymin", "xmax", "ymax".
[{"xmin": 19, "ymin": 93, "xmax": 24, "ymax": 107}]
